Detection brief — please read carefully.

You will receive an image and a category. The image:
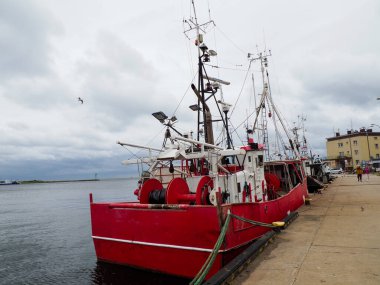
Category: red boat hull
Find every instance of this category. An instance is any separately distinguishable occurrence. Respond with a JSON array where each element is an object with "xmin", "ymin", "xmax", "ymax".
[{"xmin": 90, "ymin": 179, "xmax": 308, "ymax": 279}]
